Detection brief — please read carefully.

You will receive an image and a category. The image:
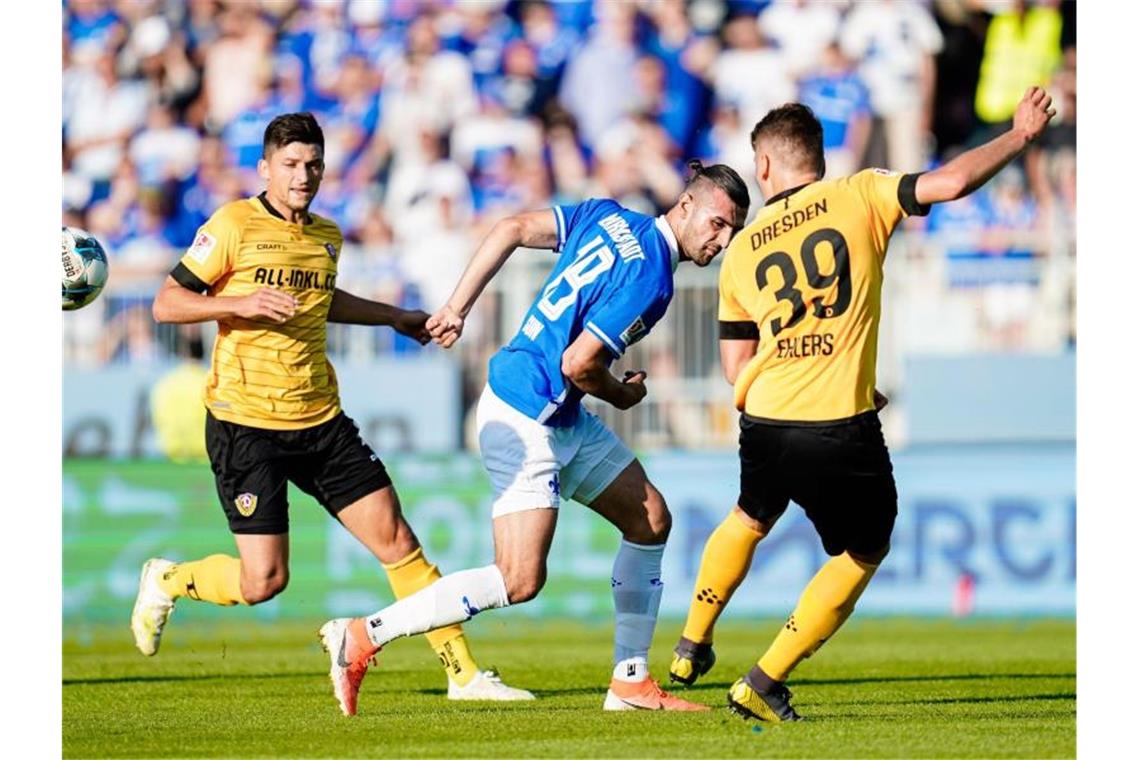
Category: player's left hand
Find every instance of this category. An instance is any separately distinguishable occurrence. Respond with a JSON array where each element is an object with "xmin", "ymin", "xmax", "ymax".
[
  {"xmin": 427, "ymin": 304, "xmax": 465, "ymax": 348},
  {"xmin": 394, "ymin": 309, "xmax": 431, "ymax": 345}
]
